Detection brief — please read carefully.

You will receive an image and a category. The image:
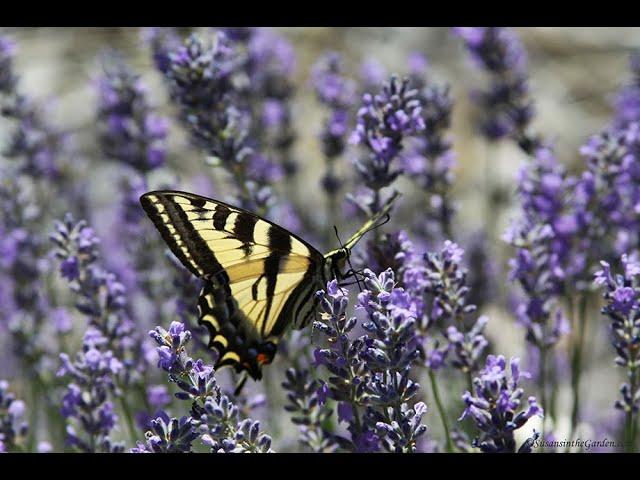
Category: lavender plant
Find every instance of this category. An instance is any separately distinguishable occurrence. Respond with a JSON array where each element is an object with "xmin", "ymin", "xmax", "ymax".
[
  {"xmin": 2, "ymin": 26, "xmax": 640, "ymax": 454},
  {"xmin": 96, "ymin": 53, "xmax": 168, "ymax": 174},
  {"xmin": 405, "ymin": 69, "xmax": 456, "ymax": 241},
  {"xmin": 95, "ymin": 52, "xmax": 173, "ymax": 328},
  {"xmin": 595, "ymin": 255, "xmax": 640, "ymax": 452},
  {"xmin": 51, "ymin": 214, "xmax": 144, "ymax": 383},
  {"xmin": 244, "ymin": 27, "xmax": 298, "ymax": 179},
  {"xmin": 0, "ymin": 380, "xmax": 28, "ymax": 452},
  {"xmin": 159, "ymin": 31, "xmax": 272, "ymax": 213},
  {"xmin": 401, "ymin": 239, "xmax": 490, "ymax": 451},
  {"xmin": 312, "ymin": 272, "xmax": 428, "ymax": 452},
  {"xmin": 453, "ymin": 27, "xmax": 537, "ymax": 151},
  {"xmin": 613, "ymin": 52, "xmax": 640, "ymax": 131},
  {"xmin": 0, "ymin": 38, "xmax": 67, "ymax": 180},
  {"xmin": 349, "ymin": 75, "xmax": 424, "ymax": 215},
  {"xmin": 281, "ymin": 367, "xmax": 338, "ymax": 452},
  {"xmin": 57, "ymin": 328, "xmax": 126, "ymax": 452},
  {"xmin": 131, "ymin": 412, "xmax": 198, "ymax": 453},
  {"xmin": 147, "ymin": 322, "xmax": 273, "ymax": 452},
  {"xmin": 454, "ymin": 27, "xmax": 539, "ymax": 243},
  {"xmin": 503, "ymin": 145, "xmax": 573, "ymax": 434},
  {"xmin": 420, "ymin": 241, "xmax": 489, "ymax": 380},
  {"xmin": 460, "ymin": 355, "xmax": 543, "ymax": 452},
  {"xmin": 50, "ymin": 214, "xmax": 145, "ymax": 444},
  {"xmin": 0, "ymin": 35, "xmax": 76, "ymax": 450},
  {"xmin": 312, "ymin": 53, "xmax": 356, "ymax": 203},
  {"xmin": 575, "ymin": 126, "xmax": 640, "ymax": 265}
]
